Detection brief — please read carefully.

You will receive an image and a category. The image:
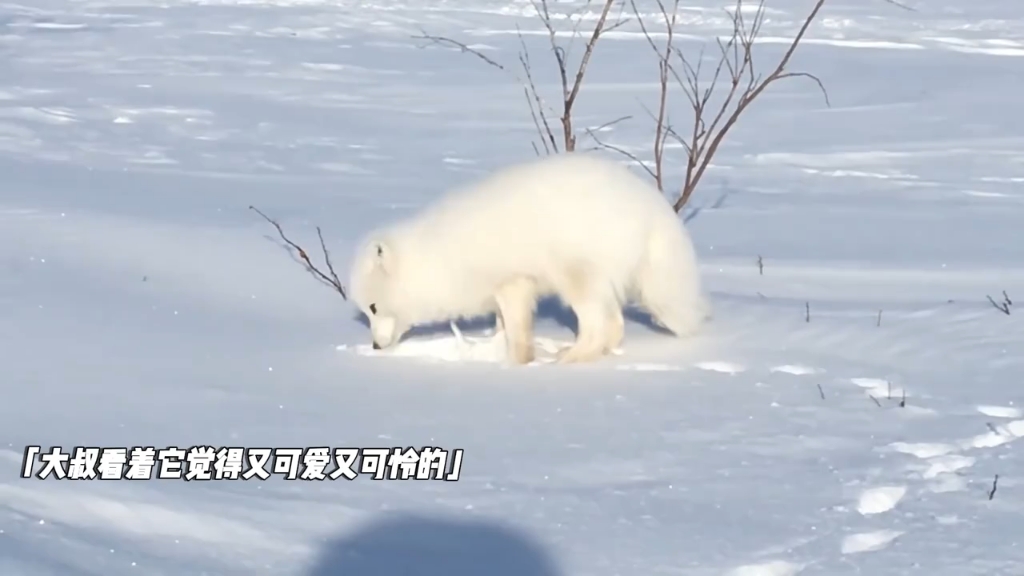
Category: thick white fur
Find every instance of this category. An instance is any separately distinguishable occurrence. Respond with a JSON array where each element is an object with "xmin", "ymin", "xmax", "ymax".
[{"xmin": 348, "ymin": 151, "xmax": 711, "ymax": 364}]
